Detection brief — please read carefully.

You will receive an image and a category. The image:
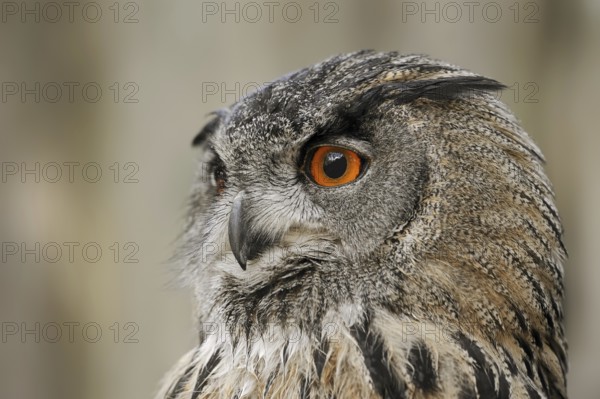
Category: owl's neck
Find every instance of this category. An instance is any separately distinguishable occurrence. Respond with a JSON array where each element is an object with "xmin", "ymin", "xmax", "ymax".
[{"xmin": 180, "ymin": 293, "xmax": 556, "ymax": 399}]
